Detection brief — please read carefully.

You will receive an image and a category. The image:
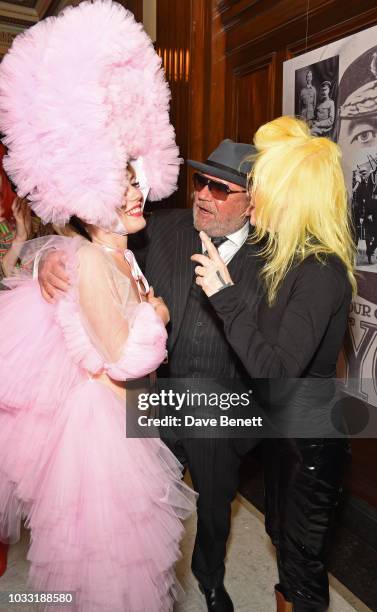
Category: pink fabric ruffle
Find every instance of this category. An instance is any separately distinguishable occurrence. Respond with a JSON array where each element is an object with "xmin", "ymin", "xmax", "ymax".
[
  {"xmin": 0, "ymin": 1, "xmax": 181, "ymax": 229},
  {"xmin": 0, "ymin": 266, "xmax": 195, "ymax": 611},
  {"xmin": 104, "ymin": 302, "xmax": 167, "ymax": 380}
]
